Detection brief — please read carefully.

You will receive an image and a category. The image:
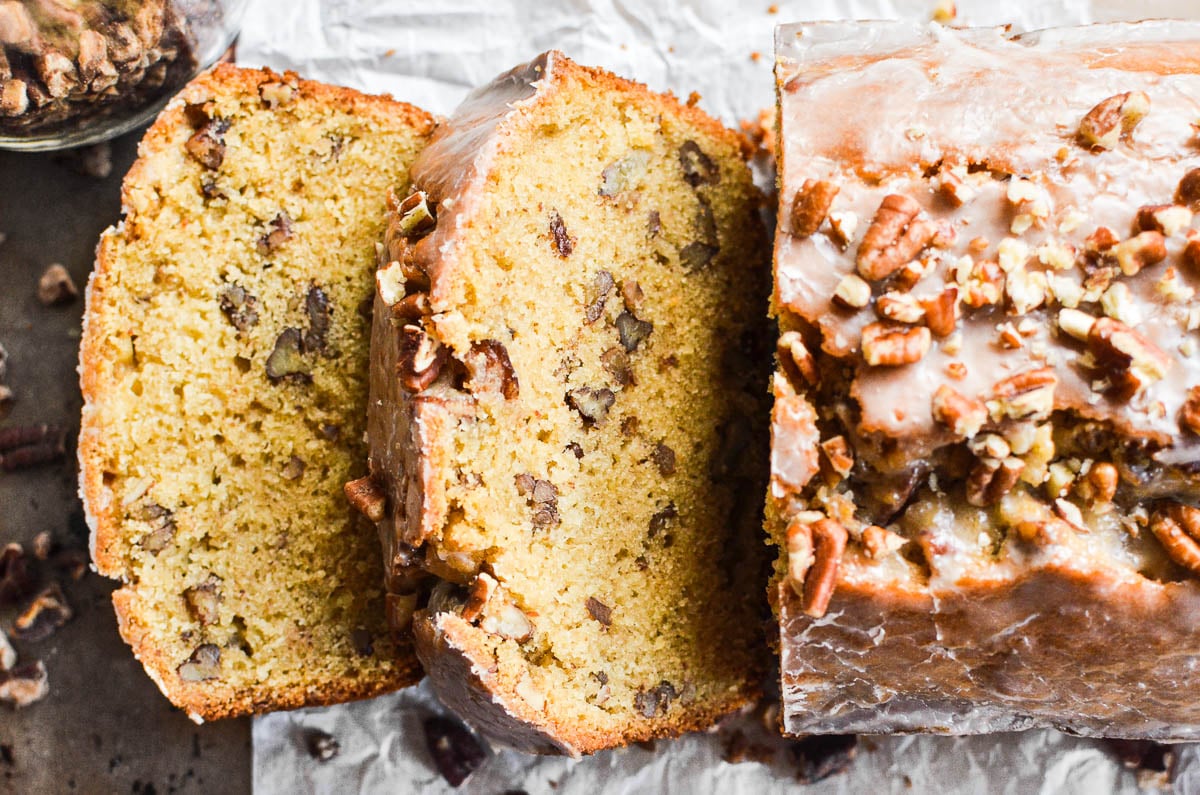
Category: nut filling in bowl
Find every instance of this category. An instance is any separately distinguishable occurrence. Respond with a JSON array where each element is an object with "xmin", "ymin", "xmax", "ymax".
[{"xmin": 771, "ymin": 20, "xmax": 1200, "ymax": 738}]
